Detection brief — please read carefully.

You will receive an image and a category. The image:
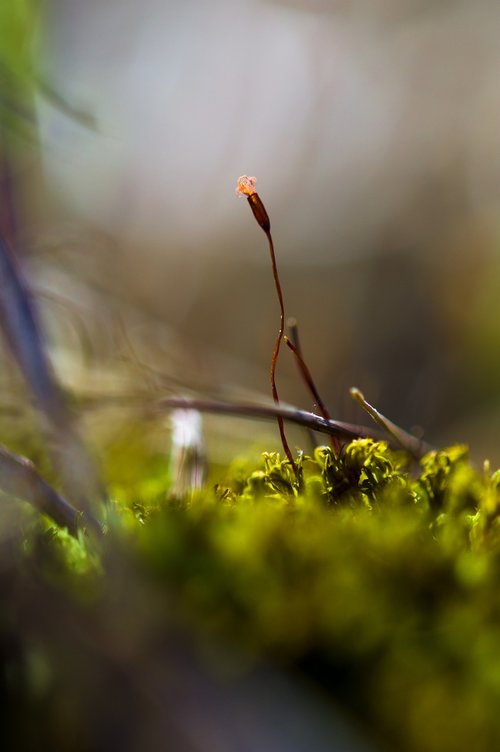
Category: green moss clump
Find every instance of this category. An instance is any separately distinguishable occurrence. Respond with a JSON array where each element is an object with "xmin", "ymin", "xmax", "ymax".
[{"xmin": 3, "ymin": 439, "xmax": 500, "ymax": 751}]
